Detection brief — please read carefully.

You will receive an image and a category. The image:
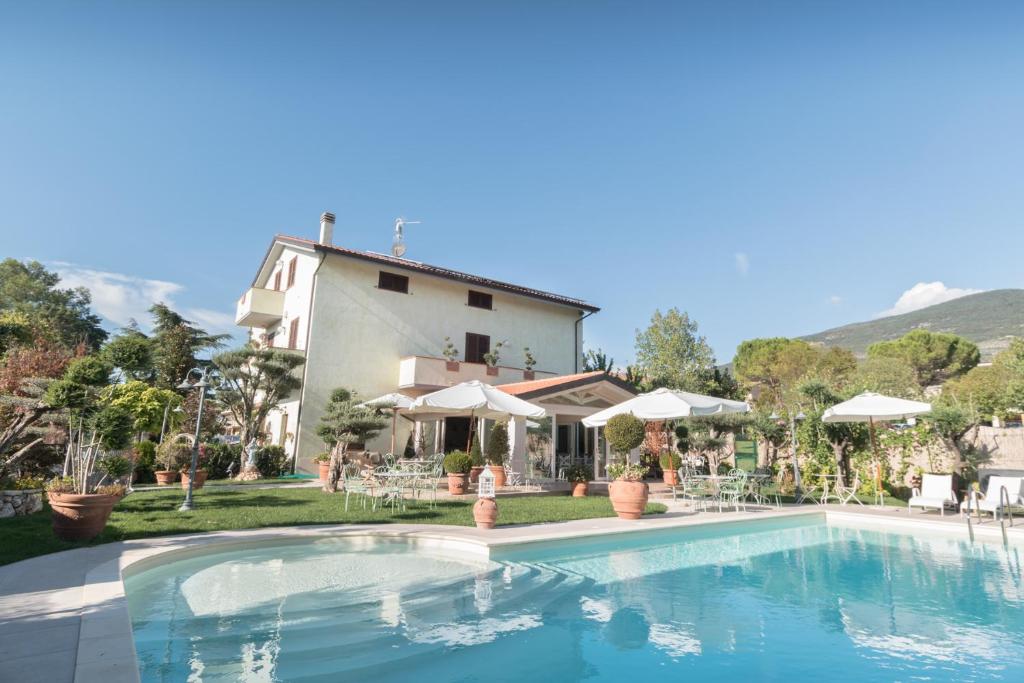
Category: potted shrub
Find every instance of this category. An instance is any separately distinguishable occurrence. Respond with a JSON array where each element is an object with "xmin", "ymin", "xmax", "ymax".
[
  {"xmin": 523, "ymin": 347, "xmax": 536, "ymax": 380},
  {"xmin": 444, "ymin": 450, "xmax": 472, "ymax": 494},
  {"xmin": 660, "ymin": 451, "xmax": 682, "ymax": 486},
  {"xmin": 485, "ymin": 421, "xmax": 509, "ymax": 488},
  {"xmin": 180, "ymin": 444, "xmax": 208, "ymax": 490},
  {"xmin": 605, "ymin": 413, "xmax": 650, "ymax": 520},
  {"xmin": 469, "ymin": 433, "xmax": 485, "ymax": 483},
  {"xmin": 155, "ymin": 439, "xmax": 191, "ymax": 485},
  {"xmin": 482, "ymin": 340, "xmax": 505, "ymax": 377},
  {"xmin": 566, "ymin": 464, "xmax": 590, "ymax": 497},
  {"xmin": 96, "ymin": 453, "xmax": 132, "ymax": 496},
  {"xmin": 314, "ymin": 453, "xmax": 332, "ymax": 484},
  {"xmin": 442, "ymin": 337, "xmax": 460, "ymax": 372}
]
